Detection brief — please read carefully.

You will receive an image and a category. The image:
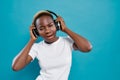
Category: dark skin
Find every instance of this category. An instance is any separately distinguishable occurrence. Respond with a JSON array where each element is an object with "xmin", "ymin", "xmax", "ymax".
[
  {"xmin": 12, "ymin": 15, "xmax": 92, "ymax": 71},
  {"xmin": 35, "ymin": 15, "xmax": 58, "ymax": 43}
]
